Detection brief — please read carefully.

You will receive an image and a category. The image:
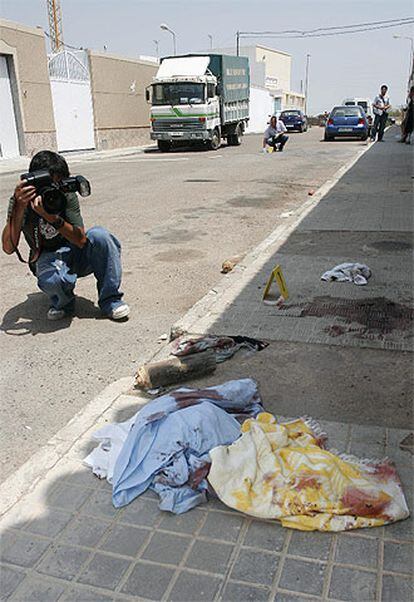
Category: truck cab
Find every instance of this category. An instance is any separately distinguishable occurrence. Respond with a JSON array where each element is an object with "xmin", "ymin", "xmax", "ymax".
[{"xmin": 147, "ymin": 54, "xmax": 249, "ymax": 151}]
